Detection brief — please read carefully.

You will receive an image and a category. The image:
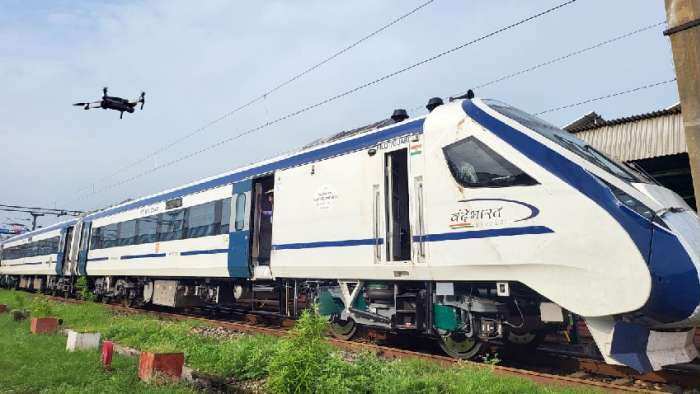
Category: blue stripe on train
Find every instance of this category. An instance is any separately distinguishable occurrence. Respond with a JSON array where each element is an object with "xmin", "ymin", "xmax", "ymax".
[
  {"xmin": 414, "ymin": 226, "xmax": 553, "ymax": 242},
  {"xmin": 272, "ymin": 227, "xmax": 553, "ymax": 250},
  {"xmin": 181, "ymin": 248, "xmax": 228, "ymax": 256},
  {"xmin": 273, "ymin": 238, "xmax": 383, "ymax": 250},
  {"xmin": 120, "ymin": 253, "xmax": 166, "ymax": 260}
]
